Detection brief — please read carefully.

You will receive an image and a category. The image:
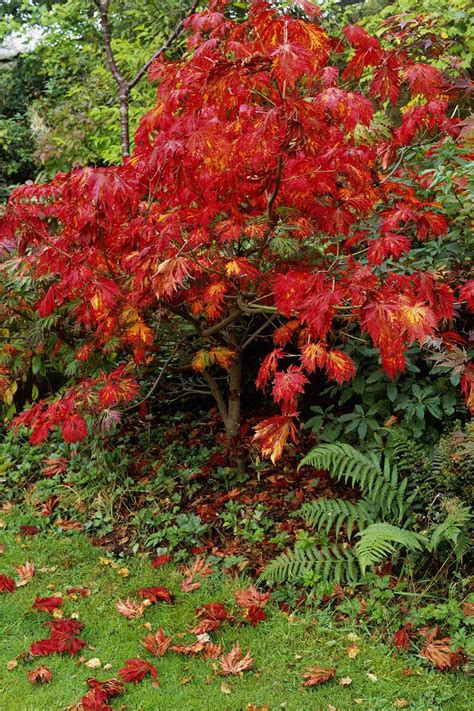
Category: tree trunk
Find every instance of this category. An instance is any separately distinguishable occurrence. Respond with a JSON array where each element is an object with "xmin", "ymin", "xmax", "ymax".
[{"xmin": 225, "ymin": 355, "xmax": 246, "ymax": 476}]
